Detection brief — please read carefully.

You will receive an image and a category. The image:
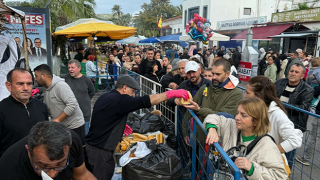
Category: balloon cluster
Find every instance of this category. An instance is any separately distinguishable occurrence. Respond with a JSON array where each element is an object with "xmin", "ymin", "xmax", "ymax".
[{"xmin": 187, "ymin": 13, "xmax": 213, "ymax": 45}]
